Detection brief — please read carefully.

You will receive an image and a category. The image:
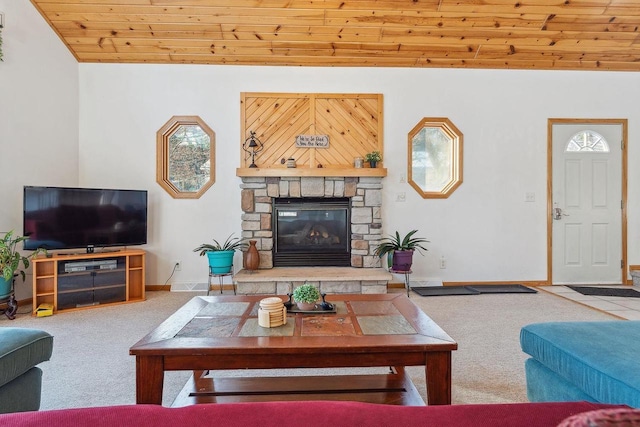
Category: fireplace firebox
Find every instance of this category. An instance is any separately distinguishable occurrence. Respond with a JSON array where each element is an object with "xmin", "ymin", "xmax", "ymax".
[{"xmin": 273, "ymin": 198, "xmax": 351, "ymax": 267}]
